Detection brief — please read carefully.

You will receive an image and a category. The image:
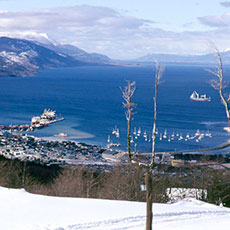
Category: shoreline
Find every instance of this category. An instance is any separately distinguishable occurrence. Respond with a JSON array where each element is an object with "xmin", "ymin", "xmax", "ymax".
[{"xmin": 0, "ymin": 131, "xmax": 126, "ymax": 167}]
